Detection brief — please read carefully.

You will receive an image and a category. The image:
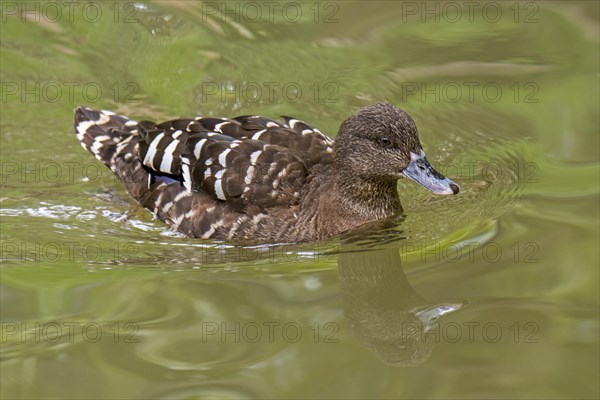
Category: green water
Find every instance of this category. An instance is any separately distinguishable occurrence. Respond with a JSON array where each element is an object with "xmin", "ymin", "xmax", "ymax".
[{"xmin": 1, "ymin": 1, "xmax": 598, "ymax": 399}]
